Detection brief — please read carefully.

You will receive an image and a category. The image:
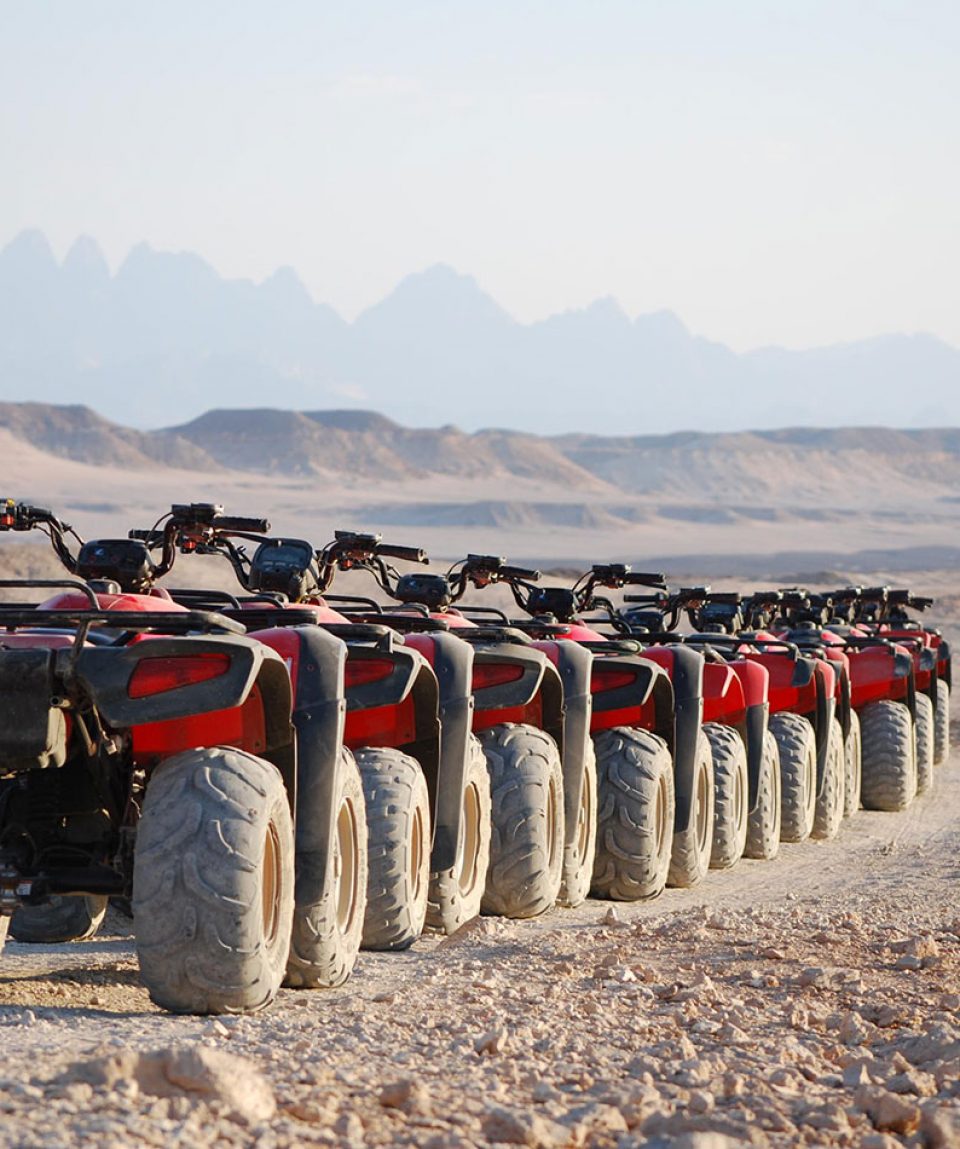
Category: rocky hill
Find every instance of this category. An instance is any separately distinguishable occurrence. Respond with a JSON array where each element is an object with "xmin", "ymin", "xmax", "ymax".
[
  {"xmin": 2, "ymin": 230, "xmax": 959, "ymax": 434},
  {"xmin": 6, "ymin": 402, "xmax": 960, "ymax": 512}
]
